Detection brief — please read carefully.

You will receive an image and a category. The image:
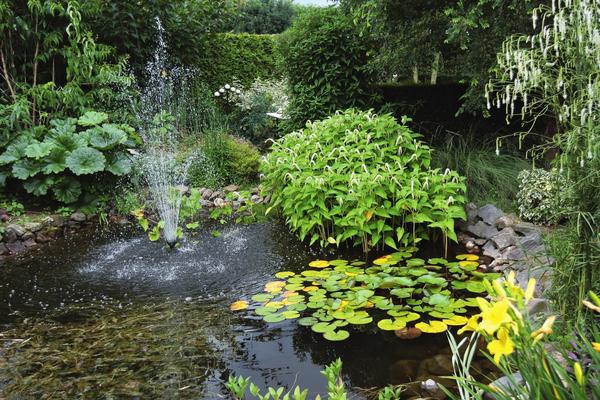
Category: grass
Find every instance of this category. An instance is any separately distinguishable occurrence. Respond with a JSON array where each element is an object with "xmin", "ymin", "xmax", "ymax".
[{"xmin": 430, "ymin": 134, "xmax": 530, "ymax": 212}]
